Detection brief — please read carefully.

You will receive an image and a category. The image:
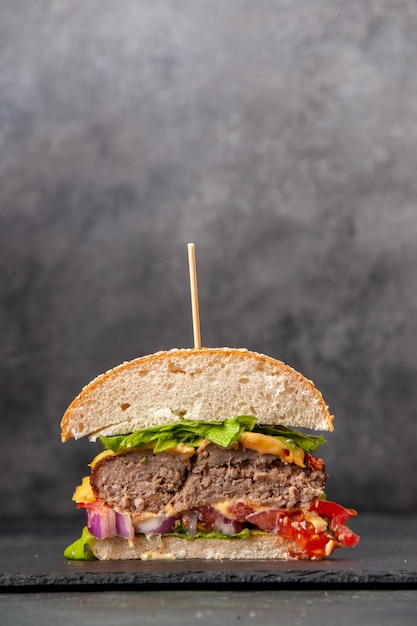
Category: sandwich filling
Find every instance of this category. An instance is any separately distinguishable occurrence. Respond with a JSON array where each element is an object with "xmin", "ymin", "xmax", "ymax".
[{"xmin": 66, "ymin": 416, "xmax": 359, "ymax": 559}]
